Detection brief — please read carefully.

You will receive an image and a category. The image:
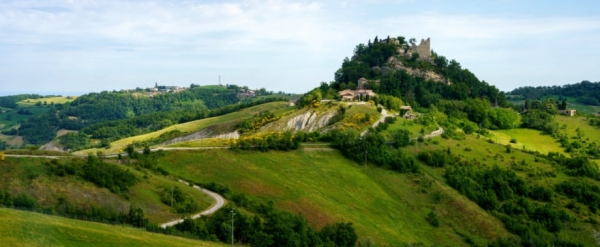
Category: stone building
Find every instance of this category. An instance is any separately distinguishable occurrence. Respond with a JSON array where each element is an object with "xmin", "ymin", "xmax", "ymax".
[
  {"xmin": 338, "ymin": 78, "xmax": 377, "ymax": 101},
  {"xmin": 410, "ymin": 38, "xmax": 431, "ymax": 60},
  {"xmin": 558, "ymin": 109, "xmax": 577, "ymax": 116}
]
